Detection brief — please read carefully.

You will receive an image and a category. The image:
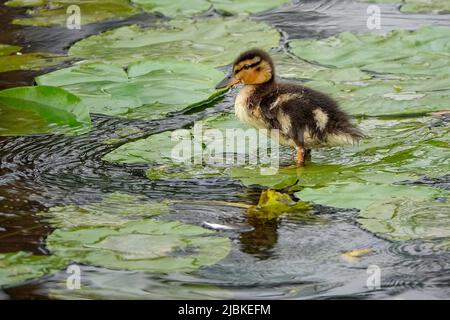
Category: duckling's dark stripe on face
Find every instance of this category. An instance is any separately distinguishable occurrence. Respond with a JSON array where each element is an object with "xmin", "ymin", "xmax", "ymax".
[{"xmin": 234, "ymin": 60, "xmax": 262, "ymax": 74}]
